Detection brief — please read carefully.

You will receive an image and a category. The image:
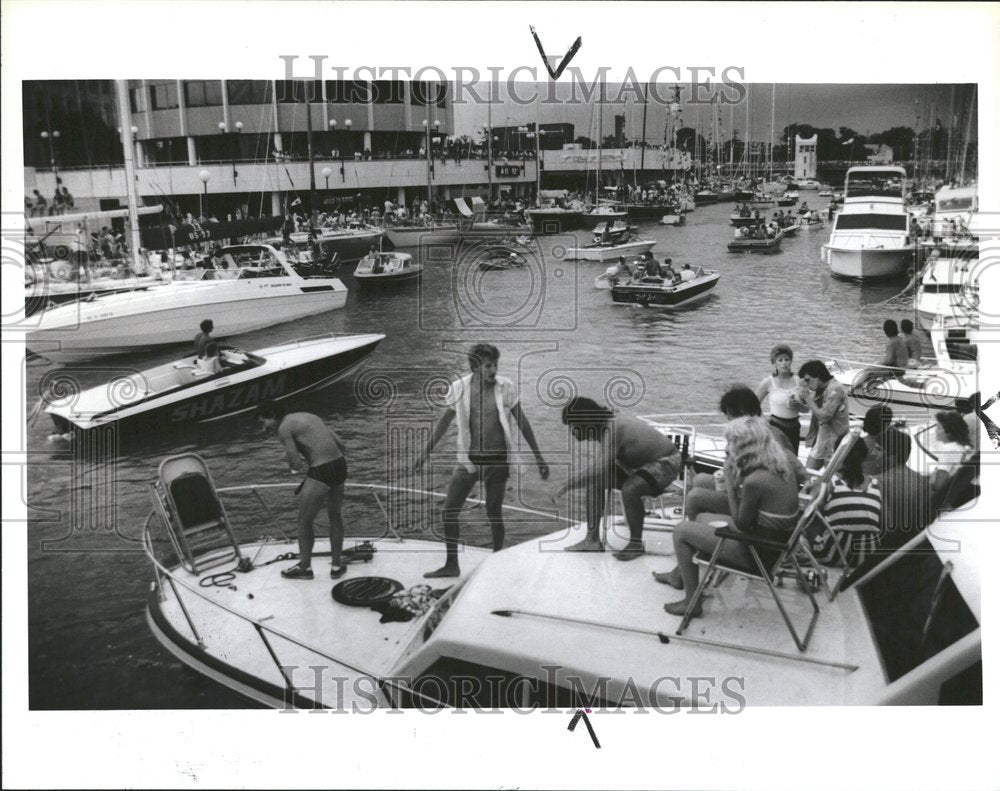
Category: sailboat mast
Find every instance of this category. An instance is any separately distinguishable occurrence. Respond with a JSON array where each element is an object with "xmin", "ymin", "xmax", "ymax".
[
  {"xmin": 596, "ymin": 86, "xmax": 602, "ymax": 201},
  {"xmin": 640, "ymin": 82, "xmax": 648, "ymax": 172},
  {"xmin": 769, "ymin": 84, "xmax": 775, "ymax": 184},
  {"xmin": 114, "ymin": 79, "xmax": 142, "ymax": 272}
]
